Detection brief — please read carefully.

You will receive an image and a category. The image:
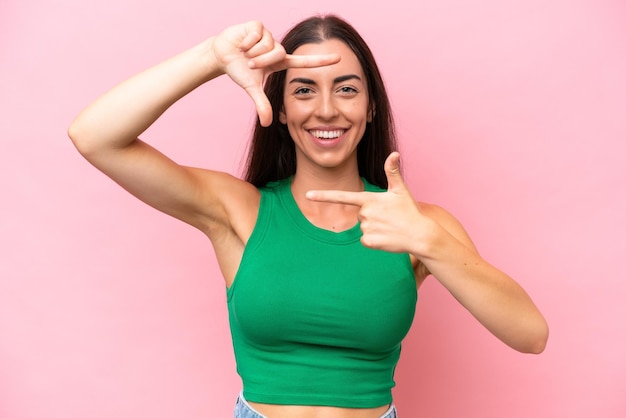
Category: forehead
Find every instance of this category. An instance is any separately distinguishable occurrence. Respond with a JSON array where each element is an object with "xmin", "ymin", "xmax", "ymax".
[{"xmin": 287, "ymin": 39, "xmax": 365, "ymax": 80}]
